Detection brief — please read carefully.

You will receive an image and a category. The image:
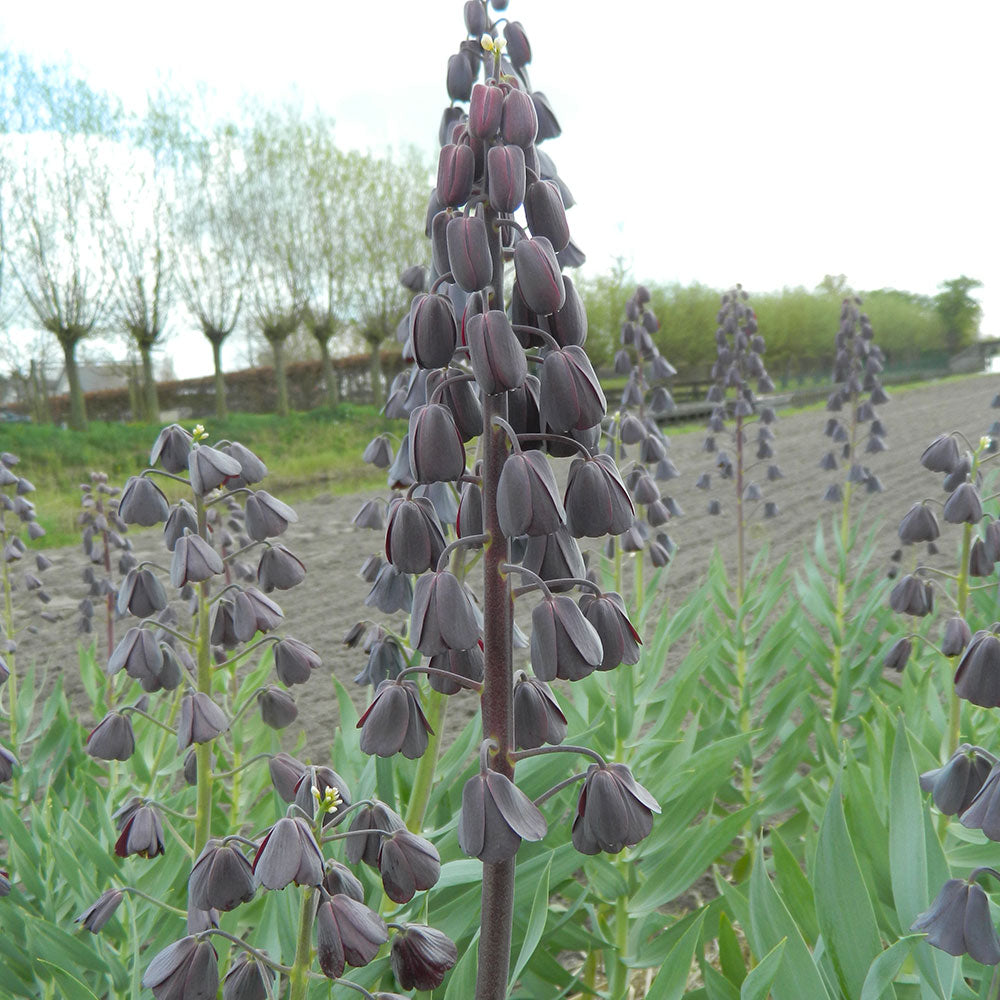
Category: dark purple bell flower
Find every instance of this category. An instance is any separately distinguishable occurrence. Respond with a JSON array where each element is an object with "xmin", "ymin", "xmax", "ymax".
[
  {"xmin": 970, "ymin": 538, "xmax": 994, "ymax": 577},
  {"xmin": 358, "ymin": 679, "xmax": 434, "ymax": 759},
  {"xmin": 524, "ymin": 179, "xmax": 569, "ymax": 251},
  {"xmin": 458, "ymin": 770, "xmax": 547, "ymax": 863},
  {"xmin": 955, "ymin": 630, "xmax": 1000, "ymax": 707},
  {"xmin": 356, "ymin": 631, "xmax": 407, "ymax": 686},
  {"xmin": 487, "ymin": 143, "xmax": 526, "ymax": 213},
  {"xmin": 539, "ymin": 345, "xmax": 606, "ymax": 433},
  {"xmin": 921, "ymin": 745, "xmax": 994, "ymax": 816},
  {"xmin": 548, "ymin": 275, "xmax": 587, "ymax": 347},
  {"xmin": 579, "ymin": 591, "xmax": 641, "ymax": 670},
  {"xmin": 503, "ymin": 19, "xmax": 531, "ymax": 65},
  {"xmin": 252, "ymin": 816, "xmax": 324, "ymax": 889},
  {"xmin": 531, "ymin": 594, "xmax": 603, "ymax": 682},
  {"xmin": 223, "ymin": 953, "xmax": 274, "ymax": 1000},
  {"xmin": 391, "ymin": 924, "xmax": 459, "ymax": 991},
  {"xmin": 108, "ymin": 627, "xmax": 164, "ymax": 683},
  {"xmin": 912, "ymin": 878, "xmax": 1000, "ymax": 964},
  {"xmin": 258, "ymin": 687, "xmax": 298, "ymax": 729},
  {"xmin": 920, "ymin": 434, "xmax": 962, "ymax": 473},
  {"xmin": 942, "ymin": 617, "xmax": 973, "ymax": 657},
  {"xmin": 76, "ymin": 888, "xmax": 124, "ymax": 933},
  {"xmin": 316, "ymin": 891, "xmax": 388, "ymax": 979},
  {"xmin": 378, "ymin": 830, "xmax": 441, "ymax": 903},
  {"xmin": 513, "ymin": 672, "xmax": 566, "ymax": 749},
  {"xmin": 467, "ymin": 309, "xmax": 528, "ymax": 395},
  {"xmin": 245, "ymin": 491, "xmax": 298, "ymax": 541},
  {"xmin": 387, "ymin": 434, "xmax": 415, "ymax": 489},
  {"xmin": 119, "ymin": 476, "xmax": 169, "ymax": 526},
  {"xmin": 257, "ymin": 544, "xmax": 306, "ymax": 592},
  {"xmin": 943, "ymin": 482, "xmax": 983, "ymax": 525},
  {"xmin": 457, "ymin": 481, "xmax": 484, "ymax": 538},
  {"xmin": 353, "ymin": 500, "xmax": 385, "ymax": 533},
  {"xmin": 532, "ymin": 92, "xmax": 561, "ymax": 141},
  {"xmin": 114, "ymin": 802, "xmax": 165, "ymax": 859},
  {"xmin": 363, "ymin": 434, "xmax": 394, "ymax": 469},
  {"xmin": 365, "ymin": 562, "xmax": 413, "ymax": 615},
  {"xmin": 898, "ymin": 503, "xmax": 940, "ymax": 544},
  {"xmin": 177, "ymin": 692, "xmax": 228, "ymax": 751},
  {"xmin": 411, "ymin": 569, "xmax": 480, "ymax": 654},
  {"xmin": 220, "ymin": 441, "xmax": 267, "ymax": 488},
  {"xmin": 150, "ymin": 424, "xmax": 193, "ymax": 474},
  {"xmin": 522, "ymin": 526, "xmax": 586, "ymax": 591},
  {"xmin": 385, "ymin": 496, "xmax": 447, "ymax": 575},
  {"xmin": 184, "ymin": 749, "xmax": 198, "ymax": 786},
  {"xmin": 117, "ymin": 568, "xmax": 167, "ymax": 619},
  {"xmin": 268, "ymin": 752, "xmax": 307, "ymax": 803},
  {"xmin": 410, "ymin": 292, "xmax": 458, "ymax": 370},
  {"xmin": 427, "ymin": 366, "xmax": 483, "ymax": 441},
  {"xmin": 347, "ymin": 802, "xmax": 406, "ymax": 869},
  {"xmin": 446, "ymin": 215, "xmax": 492, "ymax": 293},
  {"xmin": 563, "ymin": 454, "xmax": 633, "ymax": 538},
  {"xmin": 171, "ymin": 532, "xmax": 224, "ymax": 587},
  {"xmin": 293, "ymin": 765, "xmax": 351, "ymax": 827},
  {"xmin": 189, "ymin": 445, "xmax": 241, "ymax": 496},
  {"xmin": 210, "ymin": 599, "xmax": 239, "ymax": 649},
  {"xmin": 142, "ymin": 936, "xmax": 219, "ymax": 1000},
  {"xmin": 323, "ymin": 861, "xmax": 365, "ymax": 902},
  {"xmin": 497, "ymin": 450, "xmax": 565, "ymax": 538},
  {"xmin": 889, "ymin": 574, "xmax": 933, "ymax": 617},
  {"xmin": 961, "ymin": 764, "xmax": 1000, "ymax": 839},
  {"xmin": 86, "ymin": 711, "xmax": 135, "ymax": 761},
  {"xmin": 883, "ymin": 637, "xmax": 912, "ymax": 672},
  {"xmin": 572, "ymin": 762, "xmax": 660, "ymax": 855},
  {"xmin": 514, "ymin": 236, "xmax": 565, "ymax": 316},
  {"xmin": 500, "ymin": 88, "xmax": 538, "ymax": 148},
  {"xmin": 232, "ymin": 587, "xmax": 283, "ymax": 642},
  {"xmin": 429, "ymin": 643, "xmax": 484, "ymax": 695},
  {"xmin": 409, "ymin": 403, "xmax": 466, "ymax": 484},
  {"xmin": 164, "ymin": 500, "xmax": 199, "ymax": 550},
  {"xmin": 188, "ymin": 840, "xmax": 256, "ymax": 912}
]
